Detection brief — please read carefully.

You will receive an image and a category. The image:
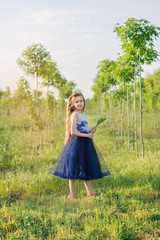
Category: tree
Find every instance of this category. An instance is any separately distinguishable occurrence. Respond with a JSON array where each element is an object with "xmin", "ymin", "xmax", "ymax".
[
  {"xmin": 17, "ymin": 43, "xmax": 52, "ymax": 151},
  {"xmin": 17, "ymin": 43, "xmax": 52, "ymax": 117},
  {"xmin": 92, "ymin": 59, "xmax": 117, "ymax": 121},
  {"xmin": 114, "ymin": 18, "xmax": 160, "ymax": 157},
  {"xmin": 13, "ymin": 77, "xmax": 32, "ymax": 111}
]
